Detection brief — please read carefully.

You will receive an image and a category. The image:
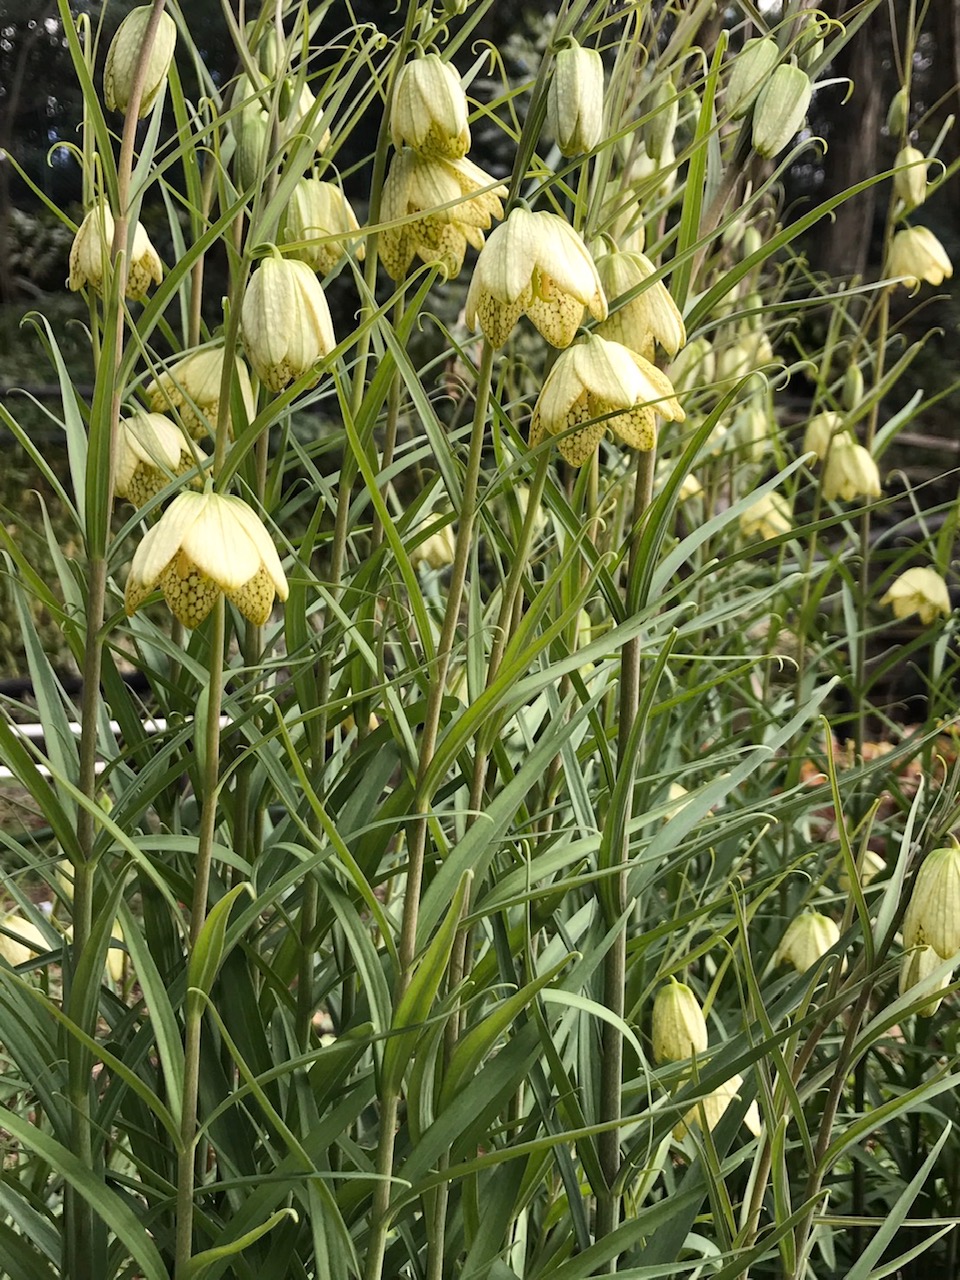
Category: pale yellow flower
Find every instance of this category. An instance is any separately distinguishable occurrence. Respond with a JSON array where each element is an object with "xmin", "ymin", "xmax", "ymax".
[
  {"xmin": 145, "ymin": 347, "xmax": 256, "ymax": 441},
  {"xmin": 675, "ymin": 1075, "xmax": 762, "ymax": 1140},
  {"xmin": 380, "ymin": 150, "xmax": 506, "ymax": 281},
  {"xmin": 280, "ymin": 179, "xmax": 365, "ymax": 275},
  {"xmin": 465, "ymin": 208, "xmax": 606, "ymax": 349},
  {"xmin": 124, "ymin": 491, "xmax": 288, "ymax": 628},
  {"xmin": 776, "ymin": 912, "xmax": 839, "ymax": 973},
  {"xmin": 652, "ymin": 979, "xmax": 707, "ymax": 1063},
  {"xmin": 899, "ymin": 943, "xmax": 951, "ymax": 1017},
  {"xmin": 881, "ymin": 567, "xmax": 951, "ymax": 625},
  {"xmin": 803, "ymin": 410, "xmax": 844, "ymax": 461},
  {"xmin": 115, "ymin": 412, "xmax": 197, "ymax": 507},
  {"xmin": 887, "ymin": 226, "xmax": 953, "ymax": 289},
  {"xmin": 894, "ymin": 146, "xmax": 928, "ymax": 209},
  {"xmin": 0, "ymin": 913, "xmax": 49, "ymax": 968},
  {"xmin": 595, "ymin": 249, "xmax": 686, "ymax": 360},
  {"xmin": 752, "ymin": 63, "xmax": 812, "ymax": 159},
  {"xmin": 529, "ymin": 334, "xmax": 684, "ymax": 466},
  {"xmin": 68, "ymin": 204, "xmax": 163, "ymax": 300},
  {"xmin": 104, "ymin": 6, "xmax": 177, "ymax": 118},
  {"xmin": 240, "ymin": 256, "xmax": 336, "ymax": 392},
  {"xmin": 547, "ymin": 40, "xmax": 604, "ymax": 156},
  {"xmin": 739, "ymin": 491, "xmax": 791, "ymax": 540},
  {"xmin": 902, "ymin": 846, "xmax": 960, "ymax": 958},
  {"xmin": 822, "ymin": 436, "xmax": 881, "ymax": 502},
  {"xmin": 410, "ymin": 522, "xmax": 456, "ymax": 570},
  {"xmin": 391, "ymin": 54, "xmax": 470, "ymax": 159}
]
